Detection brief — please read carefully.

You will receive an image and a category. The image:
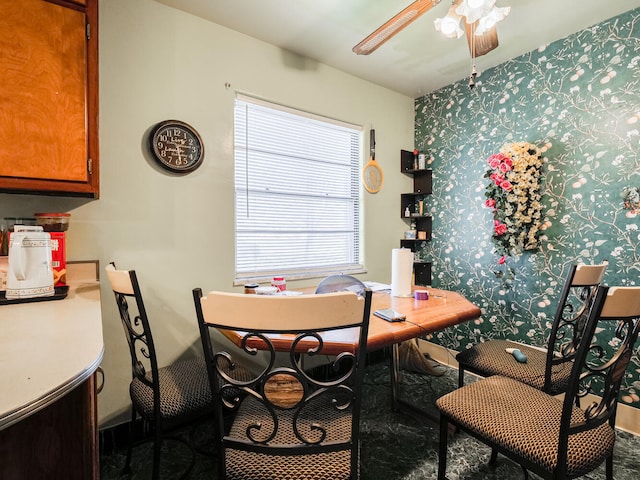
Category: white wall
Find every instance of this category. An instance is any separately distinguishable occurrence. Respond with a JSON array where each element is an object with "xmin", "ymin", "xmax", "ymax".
[{"xmin": 0, "ymin": 0, "xmax": 414, "ymax": 427}]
